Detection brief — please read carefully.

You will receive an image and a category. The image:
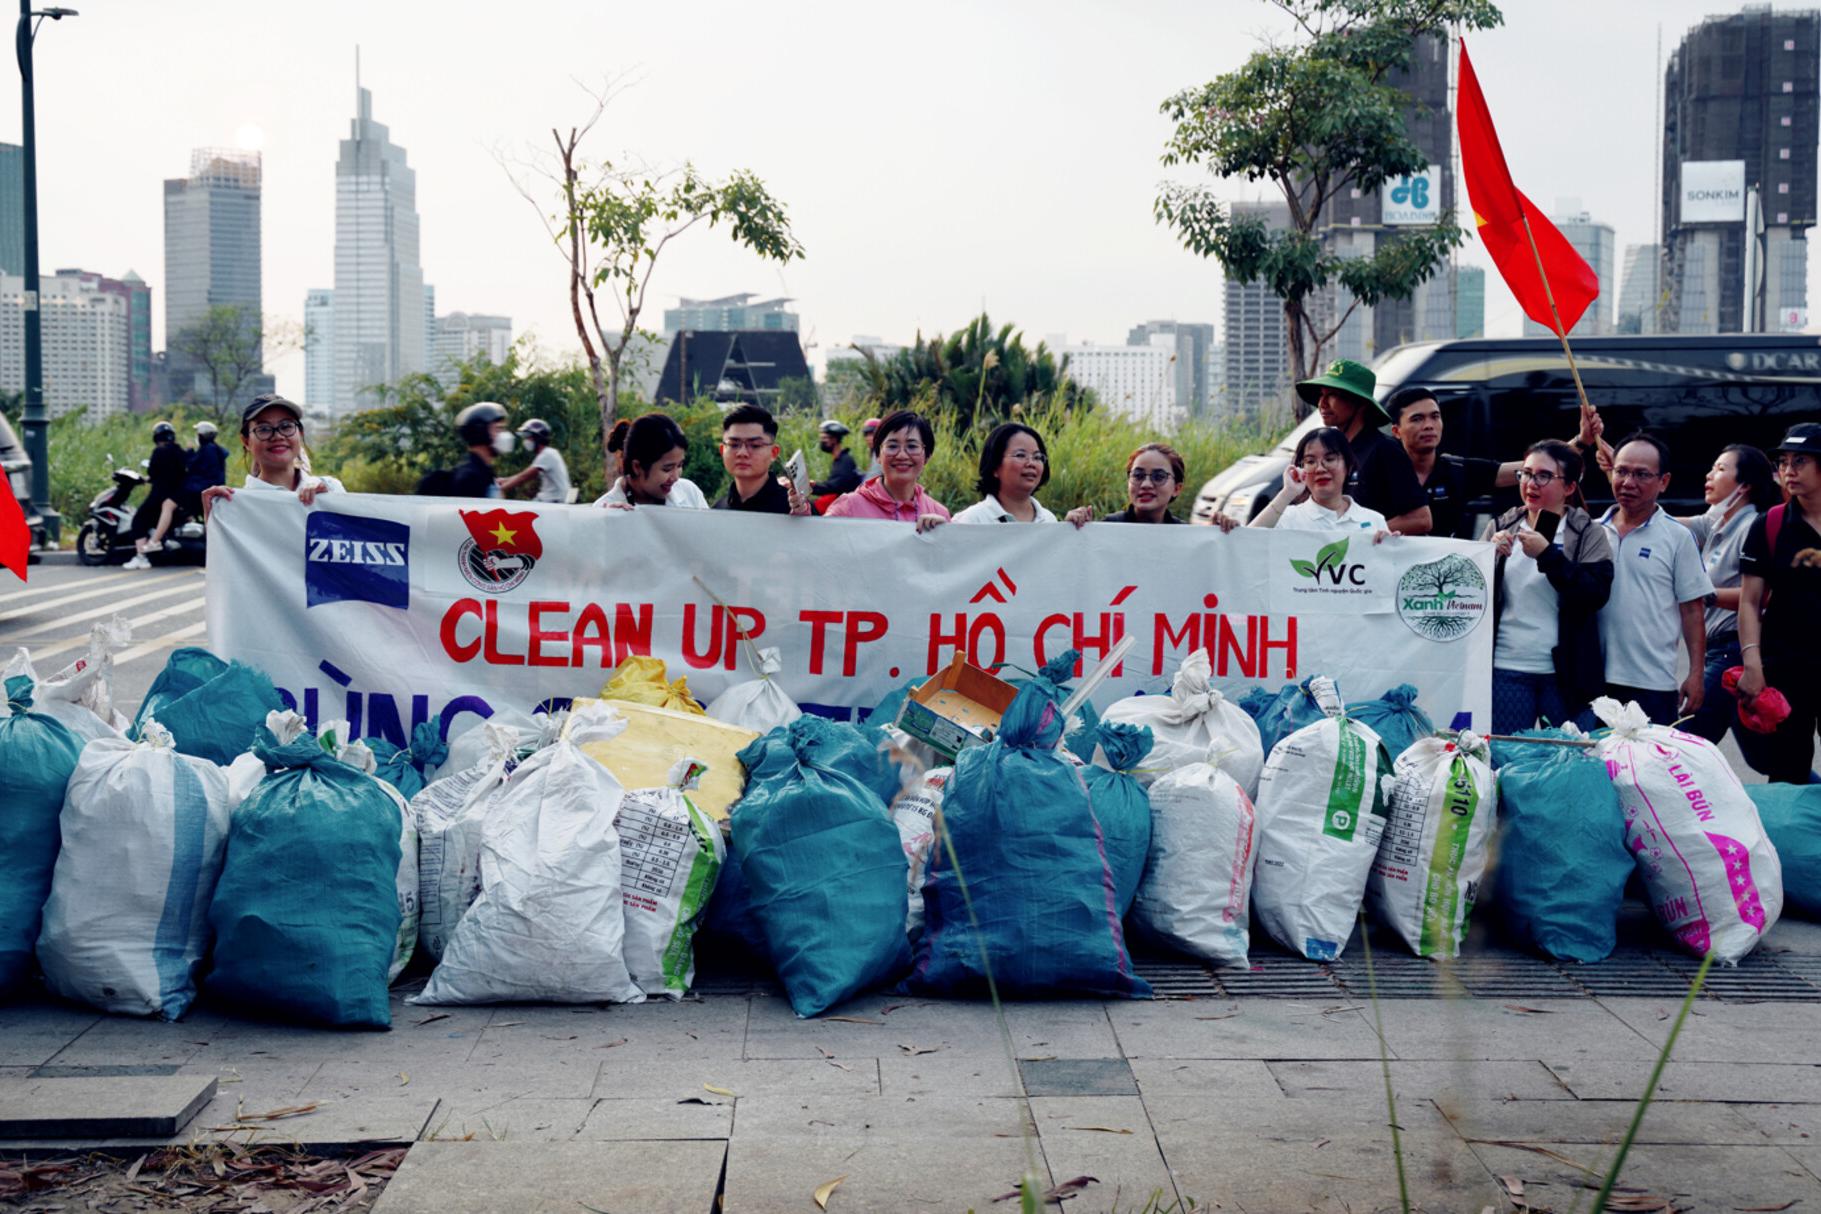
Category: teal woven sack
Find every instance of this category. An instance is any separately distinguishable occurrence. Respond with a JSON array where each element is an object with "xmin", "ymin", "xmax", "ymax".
[
  {"xmin": 1249, "ymin": 678, "xmax": 1338, "ymax": 761},
  {"xmin": 206, "ymin": 719, "xmax": 402, "ymax": 1027},
  {"xmin": 1082, "ymin": 720, "xmax": 1154, "ymax": 916},
  {"xmin": 368, "ymin": 716, "xmax": 447, "ymax": 803},
  {"xmin": 1345, "ymin": 684, "xmax": 1435, "ymax": 765},
  {"xmin": 0, "ymin": 676, "xmax": 84, "ymax": 992},
  {"xmin": 1009, "ymin": 649, "xmax": 1101, "ymax": 763},
  {"xmin": 913, "ymin": 686, "xmax": 1152, "ymax": 1000},
  {"xmin": 736, "ymin": 716, "xmax": 910, "ymax": 1017},
  {"xmin": 1748, "ymin": 784, "xmax": 1821, "ymax": 918},
  {"xmin": 131, "ymin": 647, "xmax": 283, "ymax": 767}
]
